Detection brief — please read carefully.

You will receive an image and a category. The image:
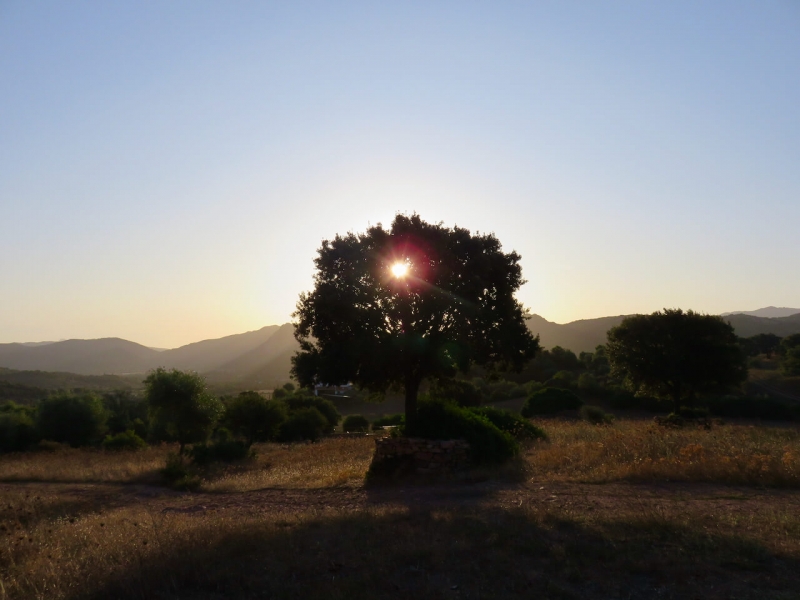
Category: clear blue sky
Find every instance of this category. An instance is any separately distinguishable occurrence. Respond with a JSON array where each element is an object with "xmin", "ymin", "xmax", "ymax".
[{"xmin": 2, "ymin": 1, "xmax": 798, "ymax": 348}]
